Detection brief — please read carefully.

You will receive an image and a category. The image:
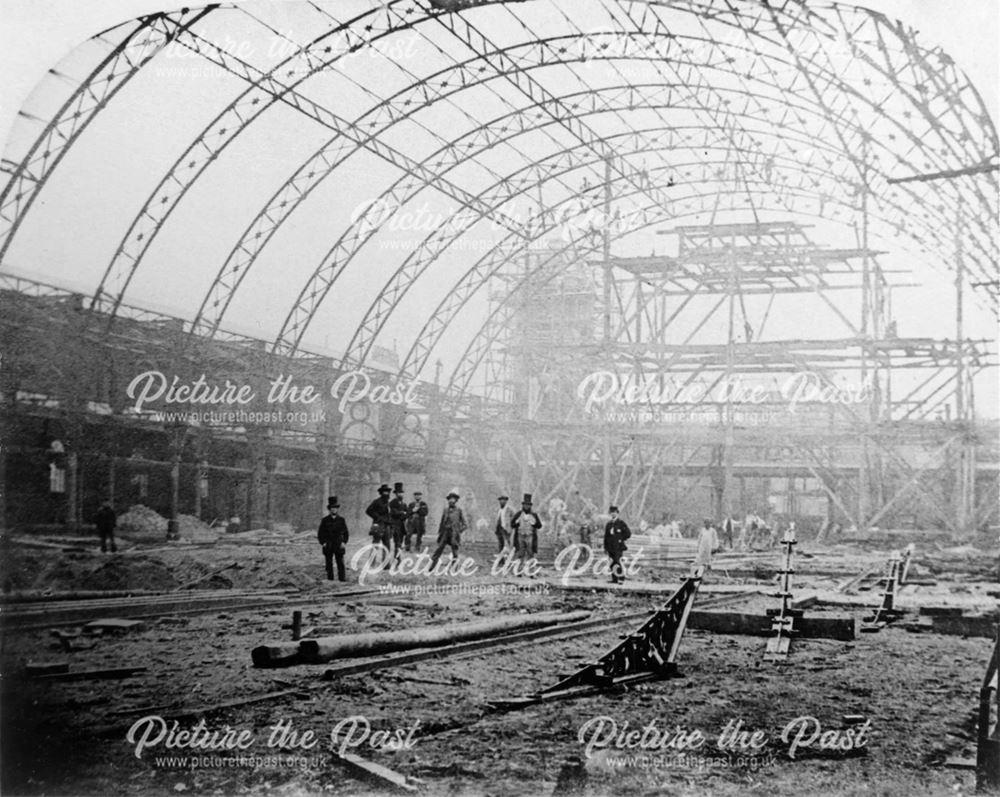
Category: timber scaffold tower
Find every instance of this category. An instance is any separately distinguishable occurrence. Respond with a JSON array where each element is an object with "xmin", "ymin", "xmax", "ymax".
[{"xmin": 0, "ymin": 0, "xmax": 996, "ymax": 536}]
